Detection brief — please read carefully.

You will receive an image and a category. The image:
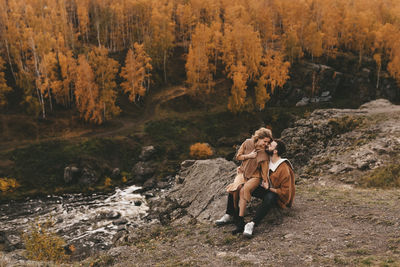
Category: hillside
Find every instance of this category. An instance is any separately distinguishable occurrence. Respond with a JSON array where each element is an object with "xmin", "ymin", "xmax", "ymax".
[{"xmin": 81, "ymin": 100, "xmax": 399, "ymax": 266}]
